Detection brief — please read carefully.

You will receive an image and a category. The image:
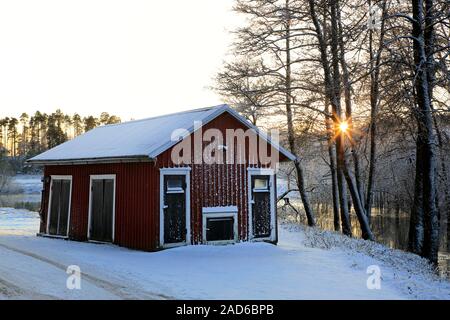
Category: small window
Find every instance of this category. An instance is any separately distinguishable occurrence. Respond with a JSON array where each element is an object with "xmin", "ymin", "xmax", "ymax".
[
  {"xmin": 254, "ymin": 178, "xmax": 269, "ymax": 191},
  {"xmin": 167, "ymin": 177, "xmax": 184, "ymax": 193},
  {"xmin": 206, "ymin": 217, "xmax": 235, "ymax": 242}
]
